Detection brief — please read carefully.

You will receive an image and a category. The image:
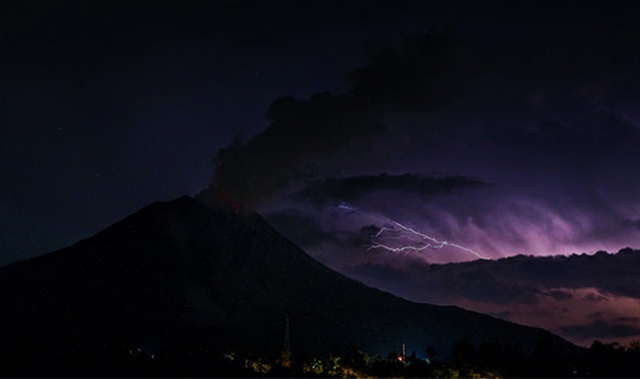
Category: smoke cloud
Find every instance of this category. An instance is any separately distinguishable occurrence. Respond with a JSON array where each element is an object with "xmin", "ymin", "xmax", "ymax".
[{"xmin": 209, "ymin": 31, "xmax": 467, "ymax": 208}]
